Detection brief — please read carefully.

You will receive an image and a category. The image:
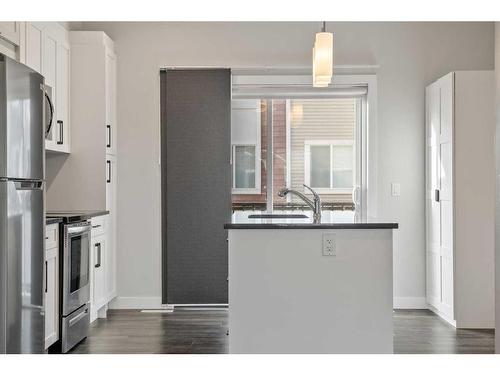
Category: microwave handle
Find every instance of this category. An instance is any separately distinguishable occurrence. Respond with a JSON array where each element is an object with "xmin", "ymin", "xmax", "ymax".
[{"xmin": 44, "ymin": 90, "xmax": 54, "ymax": 138}]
